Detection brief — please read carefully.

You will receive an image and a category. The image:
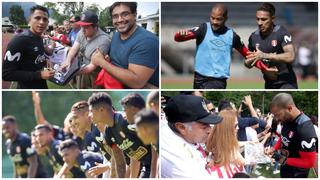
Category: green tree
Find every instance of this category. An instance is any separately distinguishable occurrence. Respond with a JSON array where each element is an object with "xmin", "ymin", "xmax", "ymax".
[
  {"xmin": 161, "ymin": 91, "xmax": 318, "ymax": 117},
  {"xmin": 43, "ymin": 2, "xmax": 85, "ymax": 24},
  {"xmin": 99, "ymin": 7, "xmax": 113, "ymax": 28},
  {"xmin": 9, "ymin": 5, "xmax": 26, "ymax": 25}
]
